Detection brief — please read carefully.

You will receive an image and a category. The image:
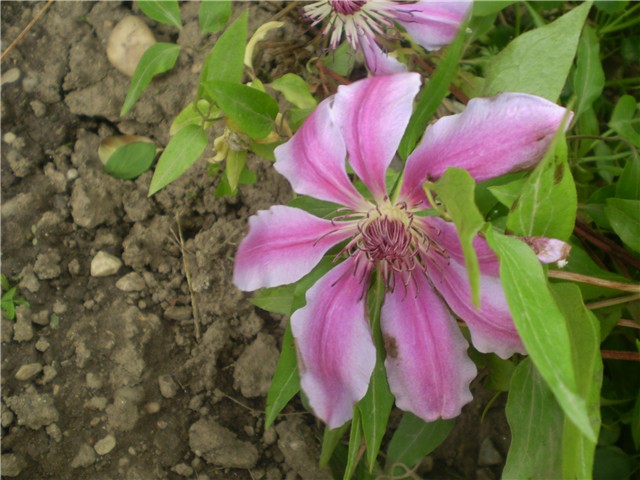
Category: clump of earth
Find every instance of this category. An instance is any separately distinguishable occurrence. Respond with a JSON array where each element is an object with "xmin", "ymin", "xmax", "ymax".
[{"xmin": 1, "ymin": 2, "xmax": 509, "ymax": 479}]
